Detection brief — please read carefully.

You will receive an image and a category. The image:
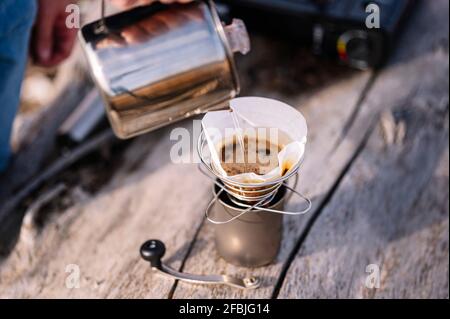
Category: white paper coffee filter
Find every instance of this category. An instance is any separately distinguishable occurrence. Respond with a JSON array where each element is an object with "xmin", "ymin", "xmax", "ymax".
[{"xmin": 201, "ymin": 97, "xmax": 307, "ymax": 183}]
